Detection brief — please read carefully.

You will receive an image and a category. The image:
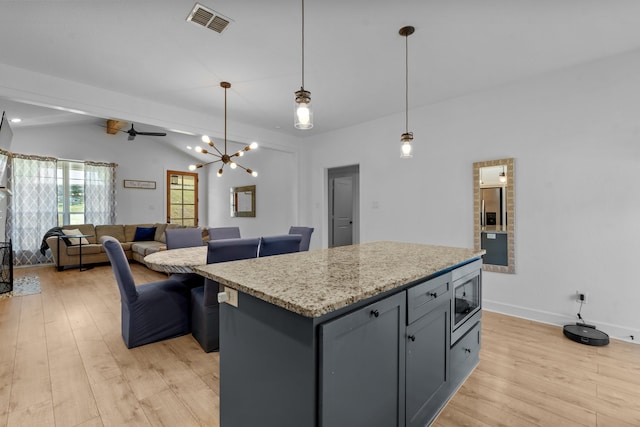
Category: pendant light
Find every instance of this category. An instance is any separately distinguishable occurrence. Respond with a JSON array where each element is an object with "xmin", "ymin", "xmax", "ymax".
[
  {"xmin": 499, "ymin": 166, "xmax": 507, "ymax": 183},
  {"xmin": 189, "ymin": 82, "xmax": 258, "ymax": 177},
  {"xmin": 399, "ymin": 25, "xmax": 415, "ymax": 158},
  {"xmin": 294, "ymin": 0, "xmax": 313, "ymax": 129}
]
